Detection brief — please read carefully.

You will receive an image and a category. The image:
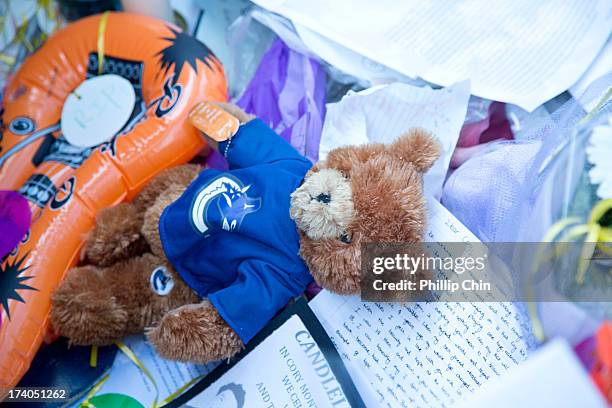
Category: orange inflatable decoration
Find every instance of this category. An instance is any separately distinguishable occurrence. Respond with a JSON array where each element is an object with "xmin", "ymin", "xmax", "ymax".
[{"xmin": 0, "ymin": 12, "xmax": 227, "ymax": 393}]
